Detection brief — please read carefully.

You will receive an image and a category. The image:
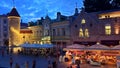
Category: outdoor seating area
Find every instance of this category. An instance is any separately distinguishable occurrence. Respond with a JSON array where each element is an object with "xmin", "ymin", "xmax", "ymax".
[{"xmin": 63, "ymin": 43, "xmax": 120, "ymax": 67}]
